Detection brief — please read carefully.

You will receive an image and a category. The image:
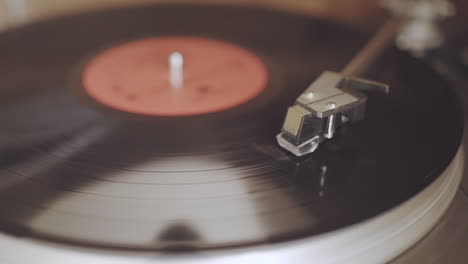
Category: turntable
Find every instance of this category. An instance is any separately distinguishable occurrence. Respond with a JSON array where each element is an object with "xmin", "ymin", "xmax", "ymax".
[{"xmin": 0, "ymin": 1, "xmax": 466, "ymax": 264}]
